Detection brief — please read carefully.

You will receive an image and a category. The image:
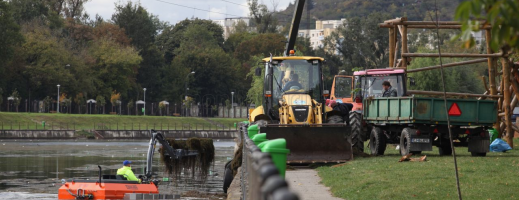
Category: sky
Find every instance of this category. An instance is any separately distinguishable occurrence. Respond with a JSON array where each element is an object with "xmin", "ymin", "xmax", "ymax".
[{"xmin": 84, "ymin": 0, "xmax": 293, "ymax": 25}]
